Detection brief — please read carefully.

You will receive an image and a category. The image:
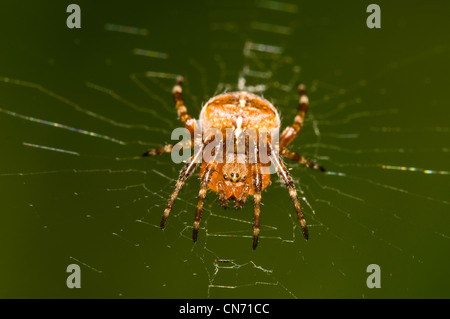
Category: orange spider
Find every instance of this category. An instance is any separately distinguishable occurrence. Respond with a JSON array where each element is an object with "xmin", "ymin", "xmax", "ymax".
[{"xmin": 143, "ymin": 76, "xmax": 325, "ymax": 249}]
